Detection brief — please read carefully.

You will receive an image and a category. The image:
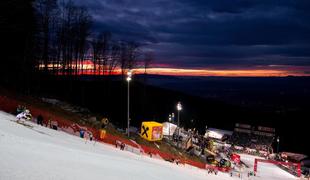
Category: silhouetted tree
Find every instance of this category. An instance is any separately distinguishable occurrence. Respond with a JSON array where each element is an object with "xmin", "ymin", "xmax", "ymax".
[
  {"xmin": 127, "ymin": 41, "xmax": 140, "ymax": 70},
  {"xmin": 52, "ymin": 0, "xmax": 92, "ymax": 75},
  {"xmin": 143, "ymin": 51, "xmax": 154, "ymax": 75},
  {"xmin": 91, "ymin": 31, "xmax": 111, "ymax": 75},
  {"xmin": 108, "ymin": 42, "xmax": 120, "ymax": 75},
  {"xmin": 118, "ymin": 41, "xmax": 140, "ymax": 78},
  {"xmin": 34, "ymin": 0, "xmax": 58, "ymax": 73},
  {"xmin": 119, "ymin": 41, "xmax": 128, "ymax": 77},
  {"xmin": 91, "ymin": 33, "xmax": 104, "ymax": 75},
  {"xmin": 72, "ymin": 6, "xmax": 92, "ymax": 76}
]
